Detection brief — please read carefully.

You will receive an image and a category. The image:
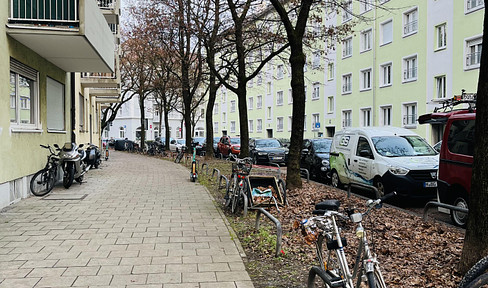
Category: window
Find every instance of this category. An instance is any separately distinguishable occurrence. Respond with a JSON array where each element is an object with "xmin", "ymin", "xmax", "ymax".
[
  {"xmin": 277, "ymin": 91, "xmax": 284, "ymax": 106},
  {"xmin": 257, "ymin": 72, "xmax": 263, "ymax": 85},
  {"xmin": 403, "ymin": 8, "xmax": 418, "ymax": 36},
  {"xmin": 342, "ymin": 110, "xmax": 352, "ymax": 127},
  {"xmin": 230, "ymin": 121, "xmax": 236, "ymax": 133},
  {"xmin": 381, "ymin": 106, "xmax": 392, "ymax": 126},
  {"xmin": 230, "ymin": 100, "xmax": 236, "ymax": 112},
  {"xmin": 467, "ymin": 0, "xmax": 484, "ymax": 12},
  {"xmin": 380, "ymin": 63, "xmax": 392, "ymax": 87},
  {"xmin": 119, "ymin": 127, "xmax": 125, "ymax": 138},
  {"xmin": 360, "ymin": 29, "xmax": 372, "ymax": 52},
  {"xmin": 247, "ymin": 78, "xmax": 253, "ymax": 88},
  {"xmin": 360, "ymin": 0, "xmax": 372, "ymax": 13},
  {"xmin": 221, "ymin": 90, "xmax": 226, "ymax": 103},
  {"xmin": 79, "ymin": 94, "xmax": 85, "ymax": 131},
  {"xmin": 356, "ymin": 137, "xmax": 373, "ymax": 157},
  {"xmin": 249, "ymin": 120, "xmax": 254, "ymax": 133},
  {"xmin": 304, "ymin": 114, "xmax": 307, "ymax": 131},
  {"xmin": 248, "ymin": 97, "xmax": 253, "ymax": 110},
  {"xmin": 448, "ymin": 119, "xmax": 475, "ymax": 156},
  {"xmin": 328, "ymin": 96, "xmax": 334, "ymax": 113},
  {"xmin": 267, "ymin": 107, "xmax": 272, "ymax": 119},
  {"xmin": 277, "ymin": 64, "xmax": 284, "ymax": 79},
  {"xmin": 466, "ymin": 37, "xmax": 482, "ymax": 69},
  {"xmin": 214, "ymin": 121, "xmax": 219, "ymax": 132},
  {"xmin": 436, "ymin": 75, "xmax": 446, "ymax": 99},
  {"xmin": 200, "ymin": 108, "xmax": 204, "ymax": 118},
  {"xmin": 360, "ymin": 69, "xmax": 372, "ymax": 91},
  {"xmin": 403, "ymin": 103, "xmax": 417, "ymax": 127},
  {"xmin": 288, "ymin": 116, "xmax": 292, "ymax": 132},
  {"xmin": 312, "ymin": 113, "xmax": 320, "ymax": 130},
  {"xmin": 361, "ymin": 108, "xmax": 372, "ymax": 127},
  {"xmin": 304, "ymin": 85, "xmax": 308, "ymax": 101},
  {"xmin": 380, "ymin": 20, "xmax": 393, "ymax": 45},
  {"xmin": 46, "ymin": 77, "xmax": 65, "ymax": 131},
  {"xmin": 342, "ymin": 37, "xmax": 353, "ymax": 58},
  {"xmin": 436, "ymin": 23, "xmax": 447, "ymax": 50},
  {"xmin": 342, "ymin": 74, "xmax": 352, "ymax": 94},
  {"xmin": 403, "ymin": 55, "xmax": 418, "ymax": 82},
  {"xmin": 257, "ymin": 119, "xmax": 263, "ymax": 132},
  {"xmin": 10, "ymin": 59, "xmax": 39, "ymax": 128},
  {"xmin": 222, "ymin": 112, "xmax": 226, "ymax": 125},
  {"xmin": 277, "ymin": 117, "xmax": 284, "ymax": 132},
  {"xmin": 288, "ymin": 88, "xmax": 293, "ymax": 104},
  {"xmin": 312, "ymin": 51, "xmax": 320, "ymax": 69},
  {"xmin": 328, "ymin": 63, "xmax": 335, "ymax": 80},
  {"xmin": 257, "ymin": 95, "xmax": 263, "ymax": 109},
  {"xmin": 312, "ymin": 83, "xmax": 320, "ymax": 100},
  {"xmin": 343, "ymin": 0, "xmax": 352, "ymax": 22},
  {"xmin": 214, "ymin": 103, "xmax": 219, "ymax": 114}
]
